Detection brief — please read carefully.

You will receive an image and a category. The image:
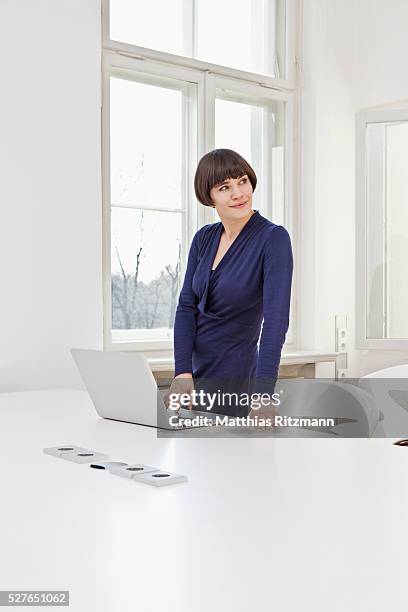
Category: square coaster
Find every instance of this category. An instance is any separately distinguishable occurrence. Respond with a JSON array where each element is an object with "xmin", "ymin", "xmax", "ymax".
[
  {"xmin": 110, "ymin": 464, "xmax": 159, "ymax": 479},
  {"xmin": 43, "ymin": 445, "xmax": 90, "ymax": 458},
  {"xmin": 61, "ymin": 450, "xmax": 109, "ymax": 464},
  {"xmin": 133, "ymin": 470, "xmax": 188, "ymax": 487}
]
